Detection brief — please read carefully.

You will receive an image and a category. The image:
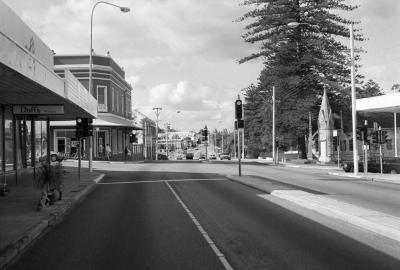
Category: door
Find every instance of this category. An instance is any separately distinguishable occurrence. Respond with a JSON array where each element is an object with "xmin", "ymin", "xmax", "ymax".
[
  {"xmin": 98, "ymin": 131, "xmax": 105, "ymax": 158},
  {"xmin": 57, "ymin": 138, "xmax": 66, "ymax": 153}
]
